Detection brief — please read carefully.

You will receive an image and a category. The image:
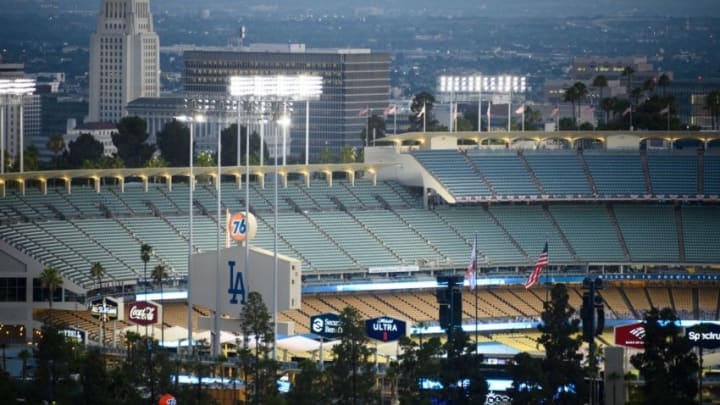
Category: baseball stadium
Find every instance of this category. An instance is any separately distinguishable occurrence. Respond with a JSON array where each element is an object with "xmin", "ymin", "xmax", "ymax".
[{"xmin": 1, "ymin": 129, "xmax": 720, "ymax": 401}]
